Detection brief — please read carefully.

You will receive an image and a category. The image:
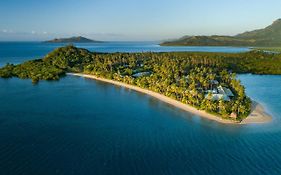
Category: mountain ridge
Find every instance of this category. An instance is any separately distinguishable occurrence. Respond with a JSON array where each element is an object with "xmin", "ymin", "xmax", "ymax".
[
  {"xmin": 44, "ymin": 36, "xmax": 103, "ymax": 43},
  {"xmin": 161, "ymin": 19, "xmax": 281, "ymax": 47}
]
